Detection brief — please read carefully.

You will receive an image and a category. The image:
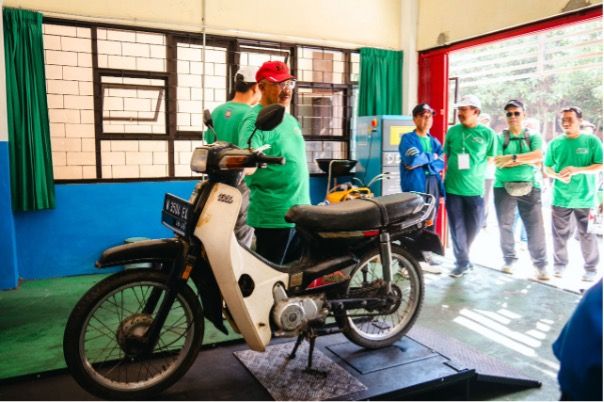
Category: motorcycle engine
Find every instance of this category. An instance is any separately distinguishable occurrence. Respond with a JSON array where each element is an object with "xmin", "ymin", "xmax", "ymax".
[{"xmin": 272, "ymin": 284, "xmax": 327, "ymax": 335}]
